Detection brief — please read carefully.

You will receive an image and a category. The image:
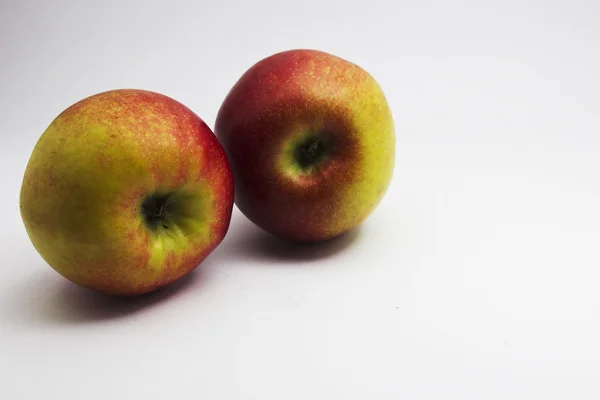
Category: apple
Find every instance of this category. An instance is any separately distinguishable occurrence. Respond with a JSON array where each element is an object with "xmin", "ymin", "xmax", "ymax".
[
  {"xmin": 20, "ymin": 89, "xmax": 234, "ymax": 295},
  {"xmin": 215, "ymin": 49, "xmax": 395, "ymax": 242}
]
